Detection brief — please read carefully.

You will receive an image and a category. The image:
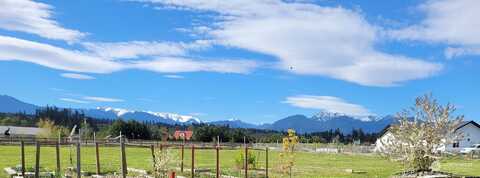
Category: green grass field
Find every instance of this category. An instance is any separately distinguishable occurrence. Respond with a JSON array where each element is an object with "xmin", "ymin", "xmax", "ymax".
[{"xmin": 0, "ymin": 145, "xmax": 479, "ymax": 178}]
